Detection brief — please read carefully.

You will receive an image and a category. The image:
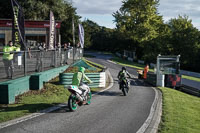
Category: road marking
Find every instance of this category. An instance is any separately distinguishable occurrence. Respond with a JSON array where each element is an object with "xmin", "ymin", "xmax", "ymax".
[
  {"xmin": 136, "ymin": 87, "xmax": 160, "ymax": 133},
  {"xmin": 0, "ymin": 104, "xmax": 66, "ymax": 129},
  {"xmin": 107, "ymin": 60, "xmax": 117, "ymax": 64},
  {"xmin": 0, "ymin": 66, "xmax": 160, "ymax": 133},
  {"xmin": 0, "ymin": 70, "xmax": 114, "ymax": 130},
  {"xmin": 92, "ymin": 69, "xmax": 114, "ymax": 96}
]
